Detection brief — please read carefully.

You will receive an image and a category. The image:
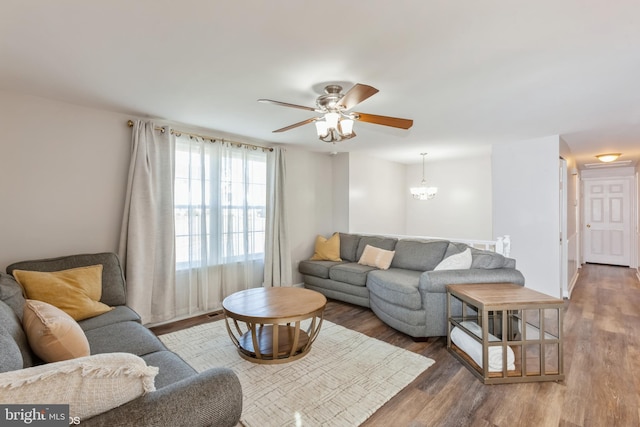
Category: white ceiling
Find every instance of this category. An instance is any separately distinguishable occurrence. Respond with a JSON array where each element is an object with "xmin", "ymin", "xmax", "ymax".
[{"xmin": 2, "ymin": 1, "xmax": 640, "ymax": 167}]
